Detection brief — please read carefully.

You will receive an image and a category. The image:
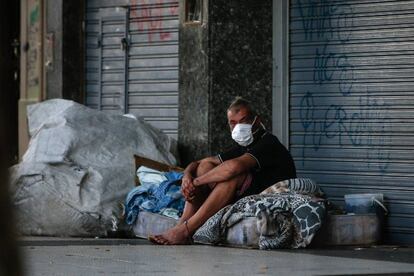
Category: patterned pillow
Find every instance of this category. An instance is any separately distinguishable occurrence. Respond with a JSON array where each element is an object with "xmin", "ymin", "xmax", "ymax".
[{"xmin": 261, "ymin": 178, "xmax": 324, "ymax": 197}]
